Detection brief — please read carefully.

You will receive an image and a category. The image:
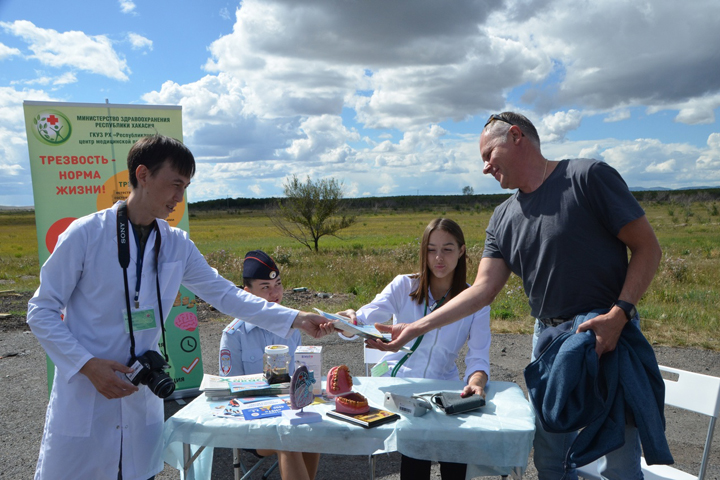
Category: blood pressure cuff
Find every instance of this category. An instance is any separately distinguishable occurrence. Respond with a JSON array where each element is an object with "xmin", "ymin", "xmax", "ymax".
[{"xmin": 431, "ymin": 391, "xmax": 485, "ymax": 415}]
